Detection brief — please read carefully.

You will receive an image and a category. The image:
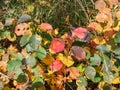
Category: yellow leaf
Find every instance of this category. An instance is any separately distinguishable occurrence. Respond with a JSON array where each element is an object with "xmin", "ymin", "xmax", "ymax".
[
  {"xmin": 42, "ymin": 54, "xmax": 54, "ymax": 65},
  {"xmin": 56, "ymin": 53, "xmax": 74, "ymax": 67},
  {"xmin": 93, "ymin": 36, "xmax": 106, "ymax": 44},
  {"xmin": 38, "ymin": 86, "xmax": 46, "ymax": 90},
  {"xmin": 112, "ymin": 77, "xmax": 120, "ymax": 84}
]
